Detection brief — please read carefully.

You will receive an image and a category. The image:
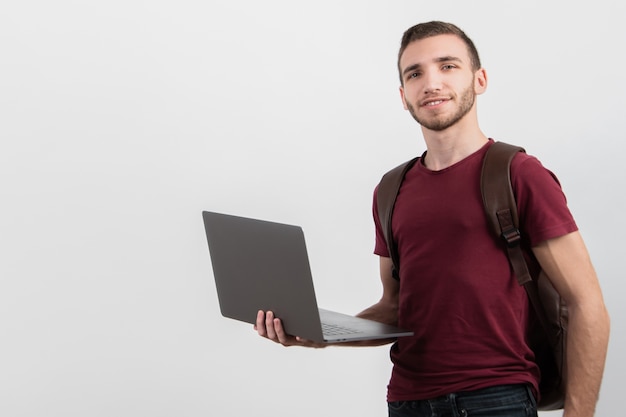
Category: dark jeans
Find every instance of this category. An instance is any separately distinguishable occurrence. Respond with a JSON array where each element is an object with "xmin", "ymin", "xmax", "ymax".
[{"xmin": 388, "ymin": 384, "xmax": 537, "ymax": 417}]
